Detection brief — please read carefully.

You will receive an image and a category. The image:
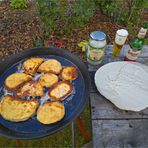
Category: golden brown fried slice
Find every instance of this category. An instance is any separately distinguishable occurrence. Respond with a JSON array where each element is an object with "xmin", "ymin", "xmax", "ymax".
[
  {"xmin": 37, "ymin": 101, "xmax": 65, "ymax": 124},
  {"xmin": 0, "ymin": 95, "xmax": 38, "ymax": 122},
  {"xmin": 48, "ymin": 81, "xmax": 73, "ymax": 101},
  {"xmin": 23, "ymin": 58, "xmax": 44, "ymax": 76},
  {"xmin": 0, "ymin": 103, "xmax": 1, "ymax": 115},
  {"xmin": 61, "ymin": 66, "xmax": 78, "ymax": 81},
  {"xmin": 37, "ymin": 59, "xmax": 62, "ymax": 74},
  {"xmin": 39, "ymin": 73, "xmax": 58, "ymax": 88},
  {"xmin": 17, "ymin": 82, "xmax": 44, "ymax": 97},
  {"xmin": 5, "ymin": 73, "xmax": 32, "ymax": 91}
]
